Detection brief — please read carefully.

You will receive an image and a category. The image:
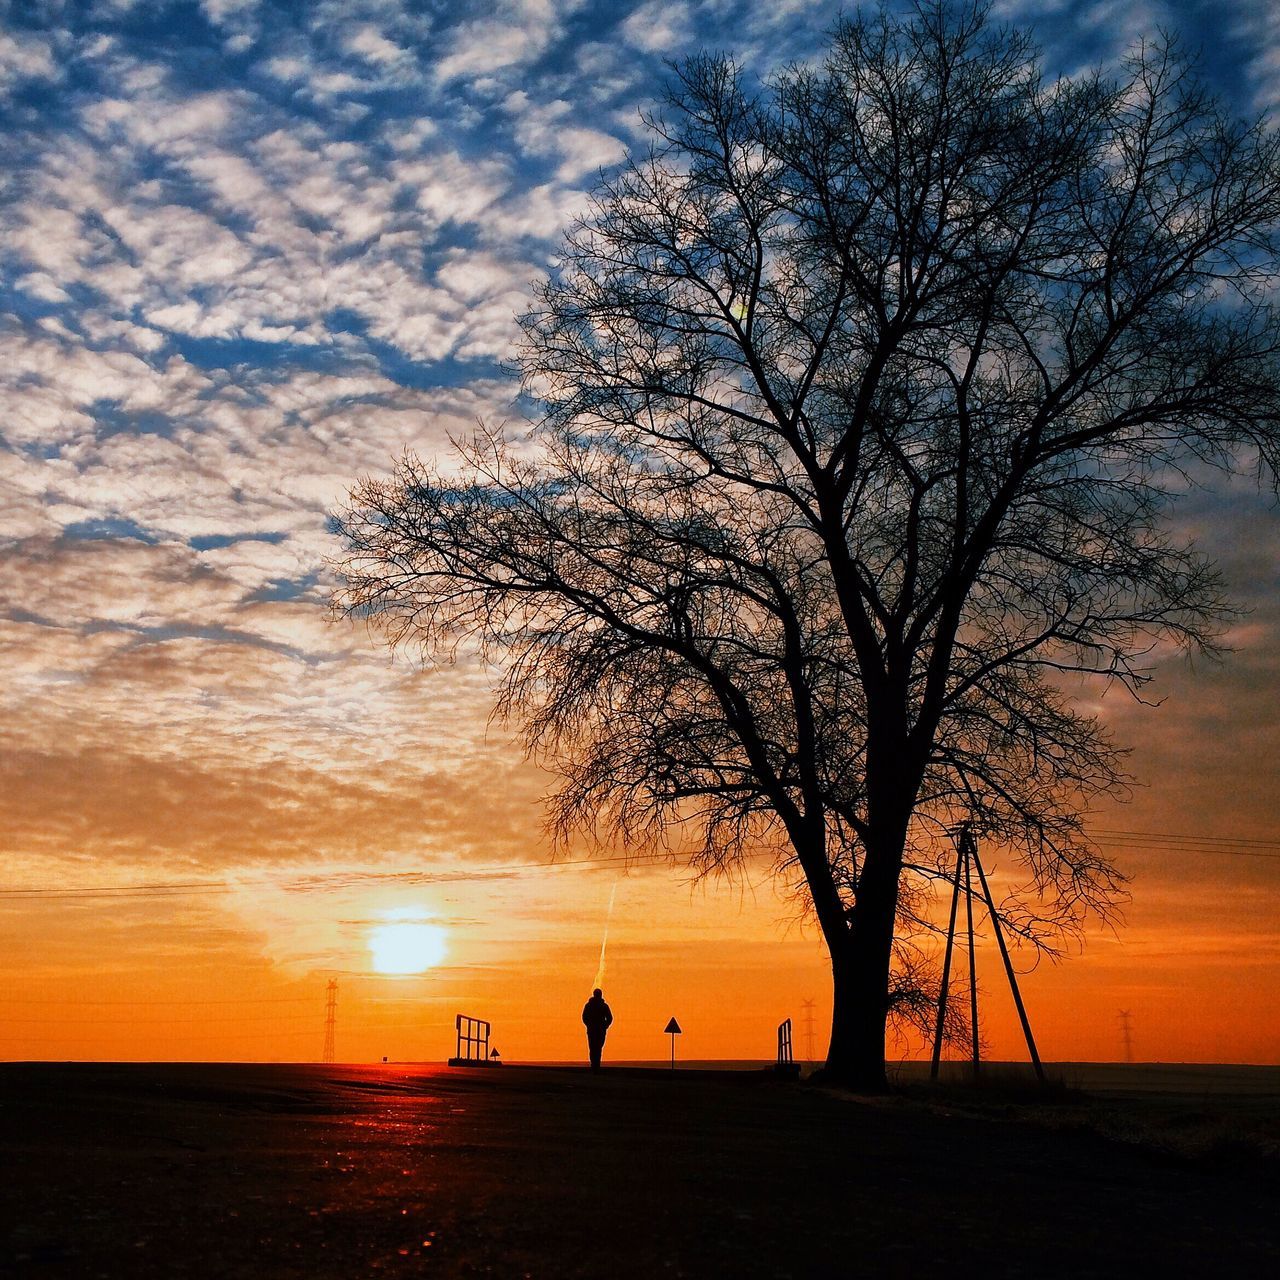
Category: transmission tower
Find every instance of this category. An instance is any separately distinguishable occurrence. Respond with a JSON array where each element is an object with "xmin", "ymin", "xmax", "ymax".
[
  {"xmin": 322, "ymin": 979, "xmax": 337, "ymax": 1063},
  {"xmin": 800, "ymin": 998, "xmax": 817, "ymax": 1064},
  {"xmin": 1117, "ymin": 1009, "xmax": 1134, "ymax": 1064}
]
